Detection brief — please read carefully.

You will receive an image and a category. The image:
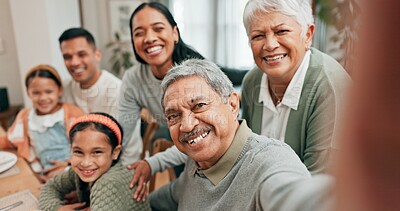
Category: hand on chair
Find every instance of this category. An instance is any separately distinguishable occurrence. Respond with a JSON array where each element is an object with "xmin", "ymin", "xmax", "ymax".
[{"xmin": 127, "ymin": 160, "xmax": 151, "ymax": 202}]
